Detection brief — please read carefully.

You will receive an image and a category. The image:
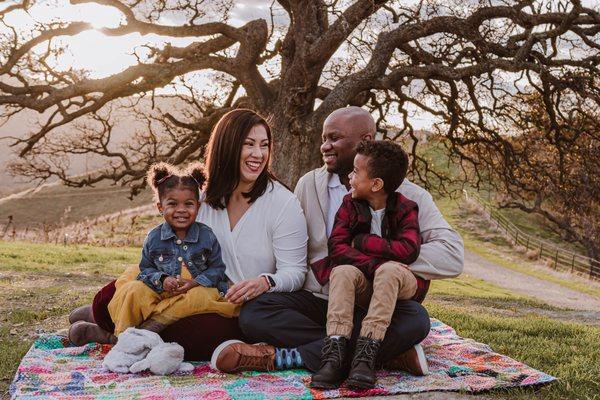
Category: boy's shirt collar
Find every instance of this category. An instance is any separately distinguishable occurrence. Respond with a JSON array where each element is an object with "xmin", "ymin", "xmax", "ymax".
[{"xmin": 160, "ymin": 222, "xmax": 200, "ymax": 243}]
